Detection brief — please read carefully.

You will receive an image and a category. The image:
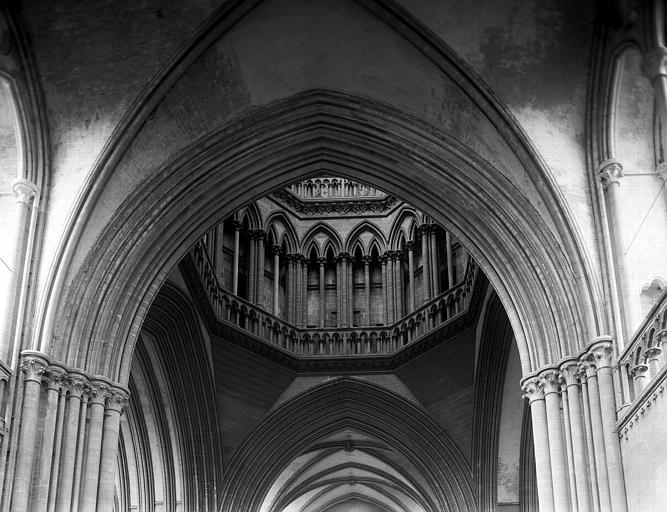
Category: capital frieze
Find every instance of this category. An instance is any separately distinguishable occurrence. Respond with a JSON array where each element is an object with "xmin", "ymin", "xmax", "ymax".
[
  {"xmin": 361, "ymin": 255, "xmax": 372, "ymax": 264},
  {"xmin": 406, "ymin": 241, "xmax": 416, "ymax": 251},
  {"xmin": 597, "ymin": 159, "xmax": 624, "ymax": 189},
  {"xmin": 559, "ymin": 358, "xmax": 581, "ymax": 388},
  {"xmin": 67, "ymin": 372, "xmax": 91, "ymax": 399},
  {"xmin": 12, "ymin": 178, "xmax": 38, "ymax": 205},
  {"xmin": 88, "ymin": 378, "xmax": 114, "ymax": 406},
  {"xmin": 521, "ymin": 376, "xmax": 545, "ymax": 403},
  {"xmin": 317, "ymin": 257, "xmax": 327, "ymax": 266},
  {"xmin": 586, "ymin": 336, "xmax": 614, "ymax": 369},
  {"xmin": 539, "ymin": 368, "xmax": 562, "ymax": 395},
  {"xmin": 106, "ymin": 386, "xmax": 130, "ymax": 413},
  {"xmin": 19, "ymin": 351, "xmax": 49, "ymax": 383},
  {"xmin": 46, "ymin": 364, "xmax": 68, "ymax": 391}
]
